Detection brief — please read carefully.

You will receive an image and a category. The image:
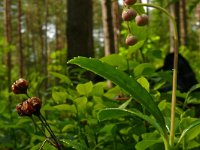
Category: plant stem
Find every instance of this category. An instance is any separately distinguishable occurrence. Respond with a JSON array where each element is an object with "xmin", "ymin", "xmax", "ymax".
[
  {"xmin": 30, "ymin": 116, "xmax": 46, "ymax": 137},
  {"xmin": 135, "ymin": 3, "xmax": 179, "ymax": 147},
  {"xmin": 39, "ymin": 138, "xmax": 48, "ymax": 150},
  {"xmin": 38, "ymin": 113, "xmax": 62, "ymax": 150}
]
